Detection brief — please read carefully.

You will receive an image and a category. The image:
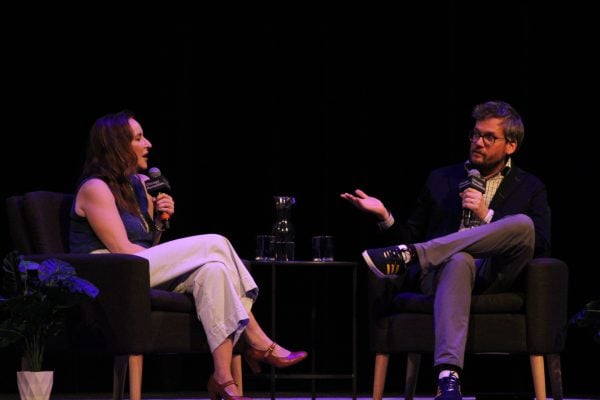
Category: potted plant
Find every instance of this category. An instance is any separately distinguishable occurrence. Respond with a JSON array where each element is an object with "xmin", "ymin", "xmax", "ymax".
[
  {"xmin": 570, "ymin": 299, "xmax": 600, "ymax": 343},
  {"xmin": 0, "ymin": 251, "xmax": 99, "ymax": 400}
]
